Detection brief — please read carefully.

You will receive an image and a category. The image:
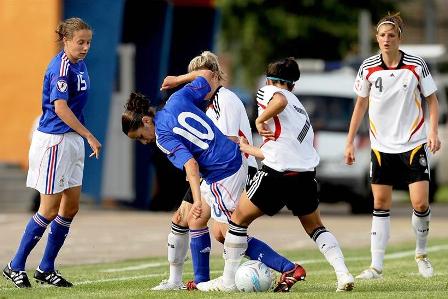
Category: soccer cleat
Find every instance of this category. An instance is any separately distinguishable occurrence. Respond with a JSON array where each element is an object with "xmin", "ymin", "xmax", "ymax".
[
  {"xmin": 151, "ymin": 279, "xmax": 185, "ymax": 290},
  {"xmin": 2, "ymin": 263, "xmax": 32, "ymax": 288},
  {"xmin": 34, "ymin": 268, "xmax": 73, "ymax": 287},
  {"xmin": 355, "ymin": 267, "xmax": 383, "ymax": 280},
  {"xmin": 273, "ymin": 263, "xmax": 306, "ymax": 292},
  {"xmin": 336, "ymin": 272, "xmax": 354, "ymax": 292},
  {"xmin": 416, "ymin": 255, "xmax": 434, "ymax": 278},
  {"xmin": 196, "ymin": 276, "xmax": 237, "ymax": 292},
  {"xmin": 185, "ymin": 280, "xmax": 197, "ymax": 290}
]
